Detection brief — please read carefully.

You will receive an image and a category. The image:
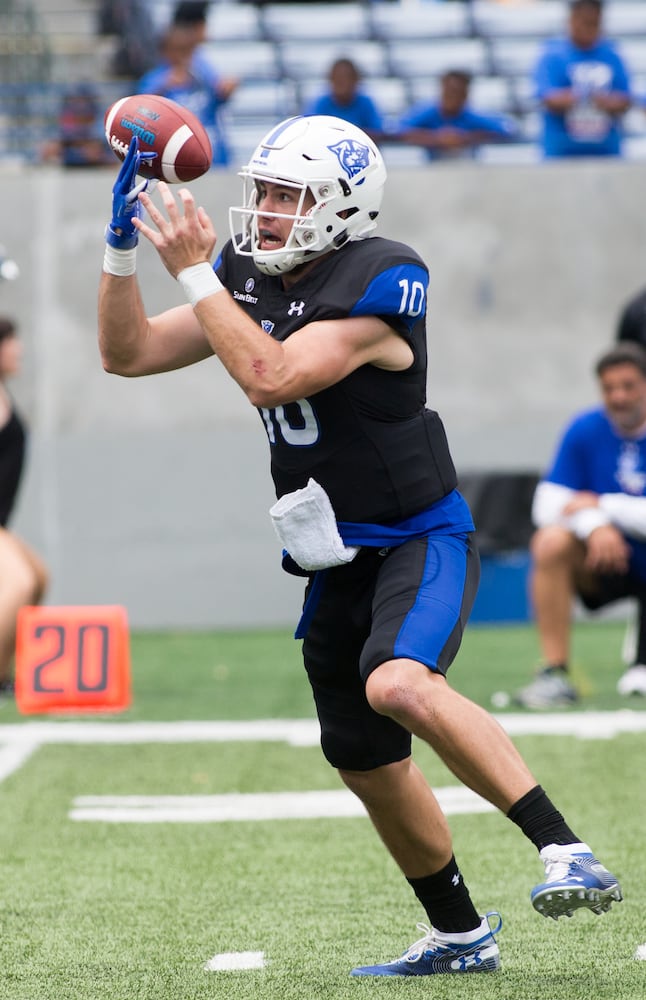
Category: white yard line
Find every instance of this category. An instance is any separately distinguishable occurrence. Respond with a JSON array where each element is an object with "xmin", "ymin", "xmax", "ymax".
[
  {"xmin": 494, "ymin": 710, "xmax": 646, "ymax": 739},
  {"xmin": 0, "ymin": 711, "xmax": 644, "ymax": 788},
  {"xmin": 69, "ymin": 786, "xmax": 495, "ymax": 823},
  {"xmin": 0, "ymin": 719, "xmax": 322, "ymax": 746},
  {"xmin": 0, "ymin": 709, "xmax": 644, "ymax": 747},
  {"xmin": 0, "ymin": 741, "xmax": 39, "ymax": 783}
]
